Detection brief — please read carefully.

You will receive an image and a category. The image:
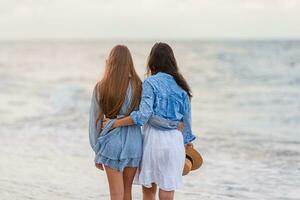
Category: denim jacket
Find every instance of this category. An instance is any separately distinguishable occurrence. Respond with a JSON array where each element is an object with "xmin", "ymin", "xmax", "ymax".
[{"xmin": 130, "ymin": 72, "xmax": 196, "ymax": 144}]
